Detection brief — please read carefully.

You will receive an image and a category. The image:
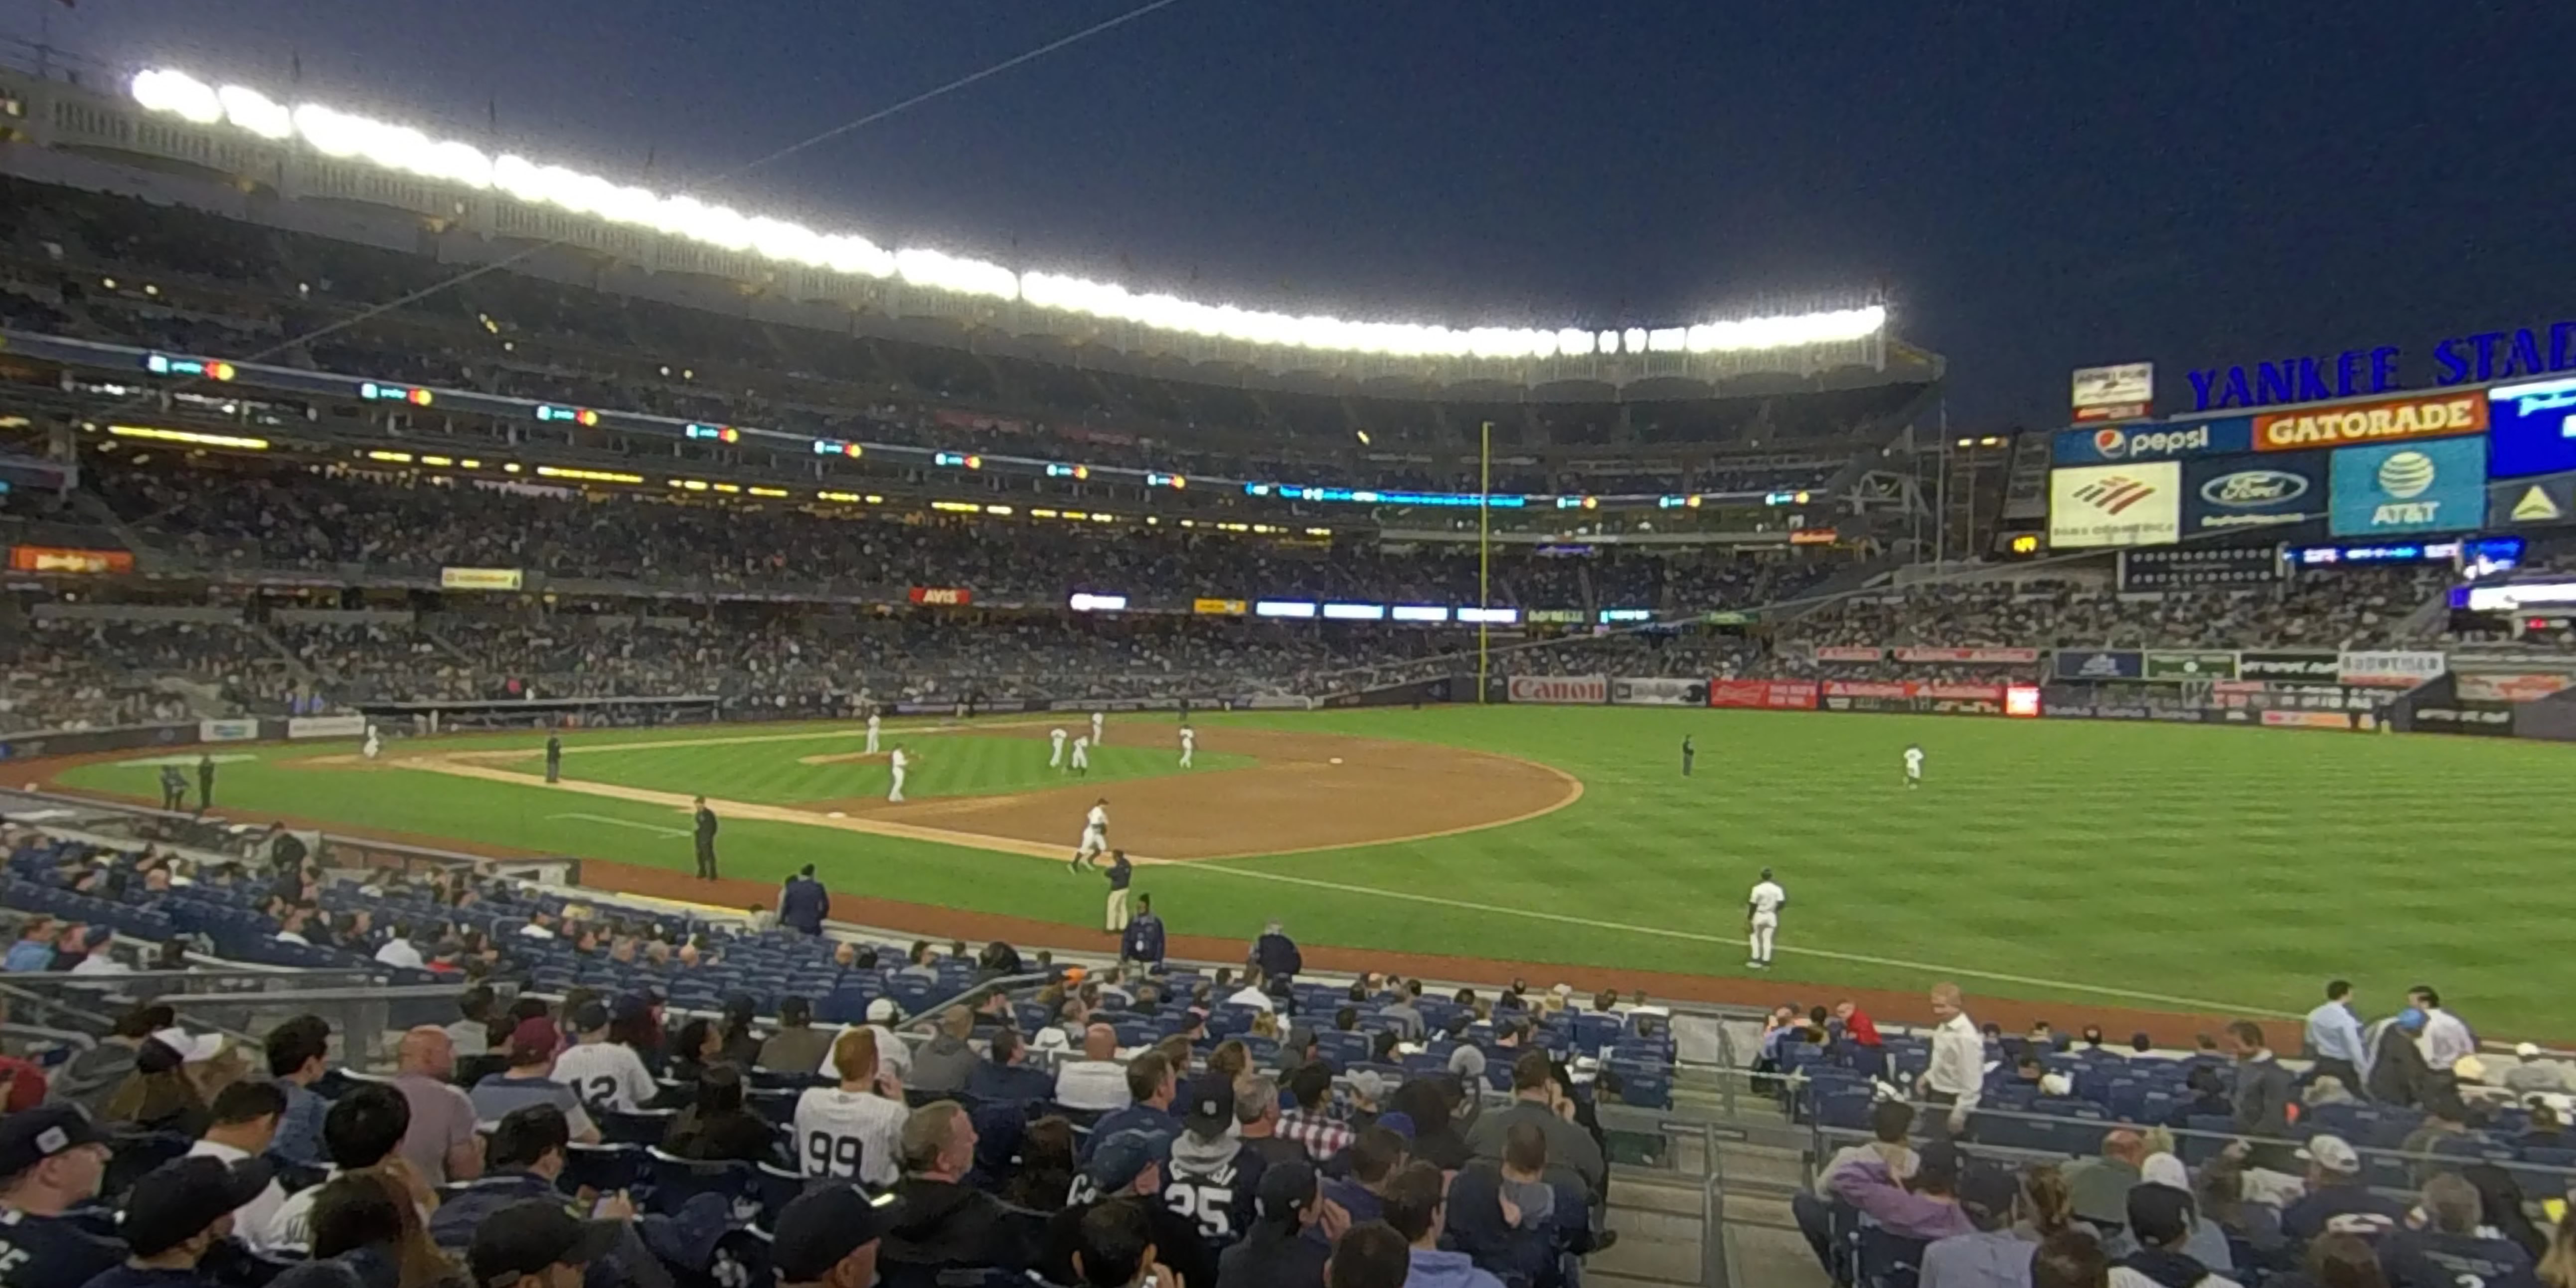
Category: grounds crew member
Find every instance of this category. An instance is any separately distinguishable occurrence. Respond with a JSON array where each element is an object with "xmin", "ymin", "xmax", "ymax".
[
  {"xmin": 693, "ymin": 796, "xmax": 719, "ymax": 880},
  {"xmin": 544, "ymin": 733, "xmax": 562, "ymax": 784},
  {"xmin": 196, "ymin": 754, "xmax": 216, "ymax": 809}
]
